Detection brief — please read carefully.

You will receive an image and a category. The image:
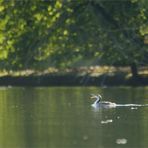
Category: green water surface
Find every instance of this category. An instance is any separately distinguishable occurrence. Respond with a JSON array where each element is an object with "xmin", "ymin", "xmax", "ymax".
[{"xmin": 0, "ymin": 86, "xmax": 148, "ymax": 148}]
